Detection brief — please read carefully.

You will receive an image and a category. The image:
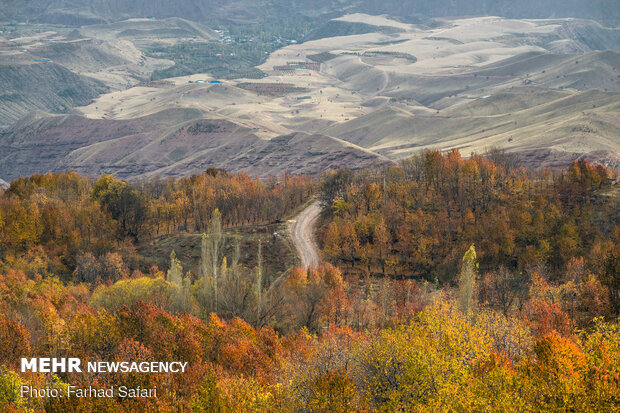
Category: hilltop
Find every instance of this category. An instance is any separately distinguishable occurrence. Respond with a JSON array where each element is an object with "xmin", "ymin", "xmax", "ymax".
[{"xmin": 1, "ymin": 0, "xmax": 618, "ymax": 26}]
